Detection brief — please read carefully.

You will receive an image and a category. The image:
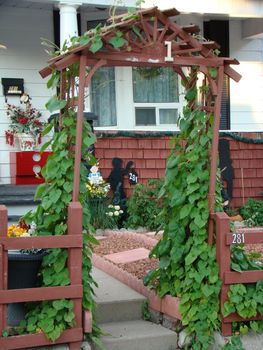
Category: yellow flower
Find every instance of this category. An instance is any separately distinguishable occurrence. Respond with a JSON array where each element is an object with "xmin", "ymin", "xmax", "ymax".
[{"xmin": 7, "ymin": 224, "xmax": 27, "ymax": 238}]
